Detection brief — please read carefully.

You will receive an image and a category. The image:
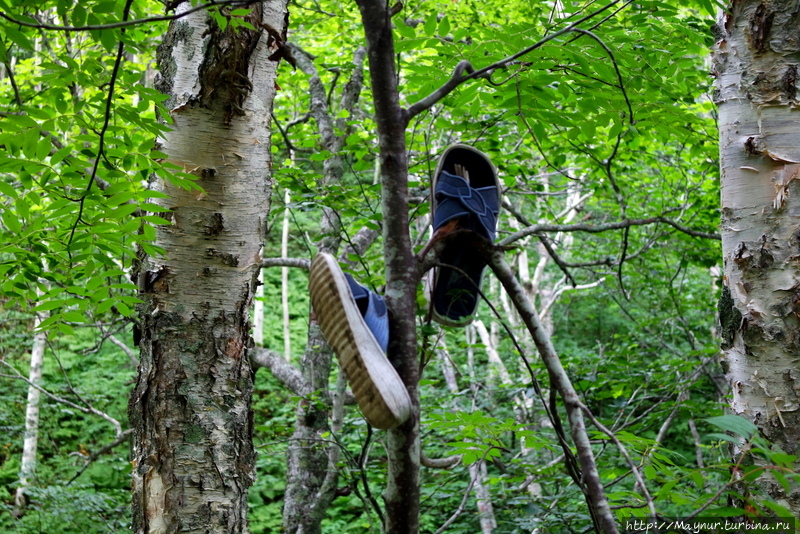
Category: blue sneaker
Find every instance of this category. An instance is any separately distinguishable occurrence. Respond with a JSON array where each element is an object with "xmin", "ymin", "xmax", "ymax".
[
  {"xmin": 430, "ymin": 144, "xmax": 501, "ymax": 326},
  {"xmin": 309, "ymin": 253, "xmax": 411, "ymax": 429}
]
